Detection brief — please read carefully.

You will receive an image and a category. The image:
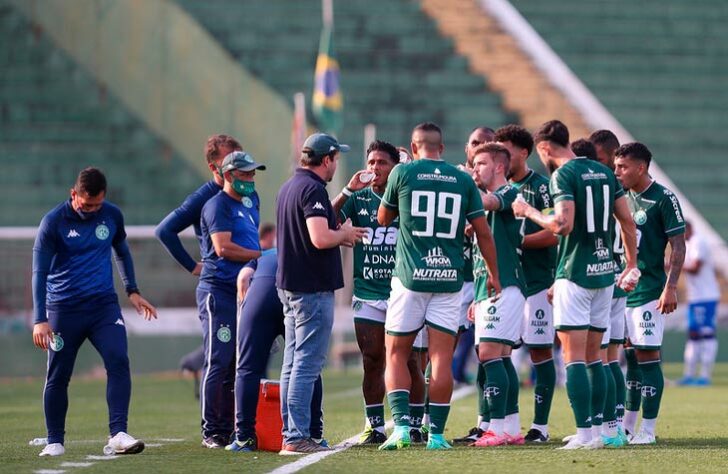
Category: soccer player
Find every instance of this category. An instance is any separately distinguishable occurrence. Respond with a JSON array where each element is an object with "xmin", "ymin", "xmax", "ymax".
[
  {"xmin": 377, "ymin": 122, "xmax": 501, "ymax": 451},
  {"xmin": 512, "ymin": 120, "xmax": 638, "ymax": 450},
  {"xmin": 570, "ymin": 139, "xmax": 598, "ymax": 161},
  {"xmin": 32, "ymin": 167, "xmax": 157, "ymax": 457},
  {"xmin": 614, "ymin": 142, "xmax": 686, "ymax": 444},
  {"xmin": 198, "ymin": 151, "xmax": 265, "ymax": 448},
  {"xmin": 497, "ymin": 124, "xmax": 559, "ymax": 443},
  {"xmin": 468, "ymin": 143, "xmax": 527, "ymax": 447},
  {"xmin": 680, "ymin": 221, "xmax": 720, "ymax": 386}
]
